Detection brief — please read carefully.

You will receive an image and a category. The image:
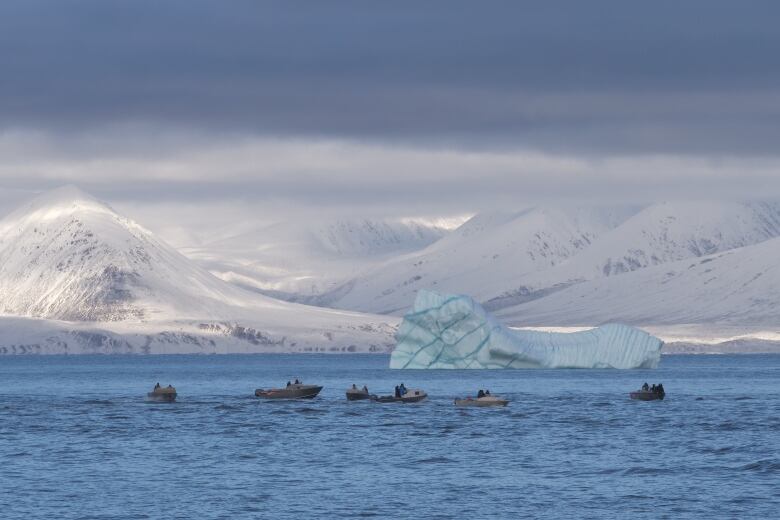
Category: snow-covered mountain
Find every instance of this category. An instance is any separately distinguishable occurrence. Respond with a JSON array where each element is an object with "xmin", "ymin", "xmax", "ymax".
[
  {"xmin": 181, "ymin": 217, "xmax": 456, "ymax": 299},
  {"xmin": 0, "ymin": 186, "xmax": 398, "ymax": 354},
  {"xmin": 304, "ymin": 201, "xmax": 780, "ymax": 329},
  {"xmin": 4, "ymin": 187, "xmax": 779, "ymax": 354},
  {"xmin": 322, "ymin": 206, "xmax": 639, "ymax": 314},
  {"xmin": 496, "ymin": 235, "xmax": 780, "ymax": 327},
  {"xmin": 483, "ymin": 201, "xmax": 780, "ymax": 311},
  {"xmin": 567, "ymin": 201, "xmax": 780, "ymax": 276}
]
